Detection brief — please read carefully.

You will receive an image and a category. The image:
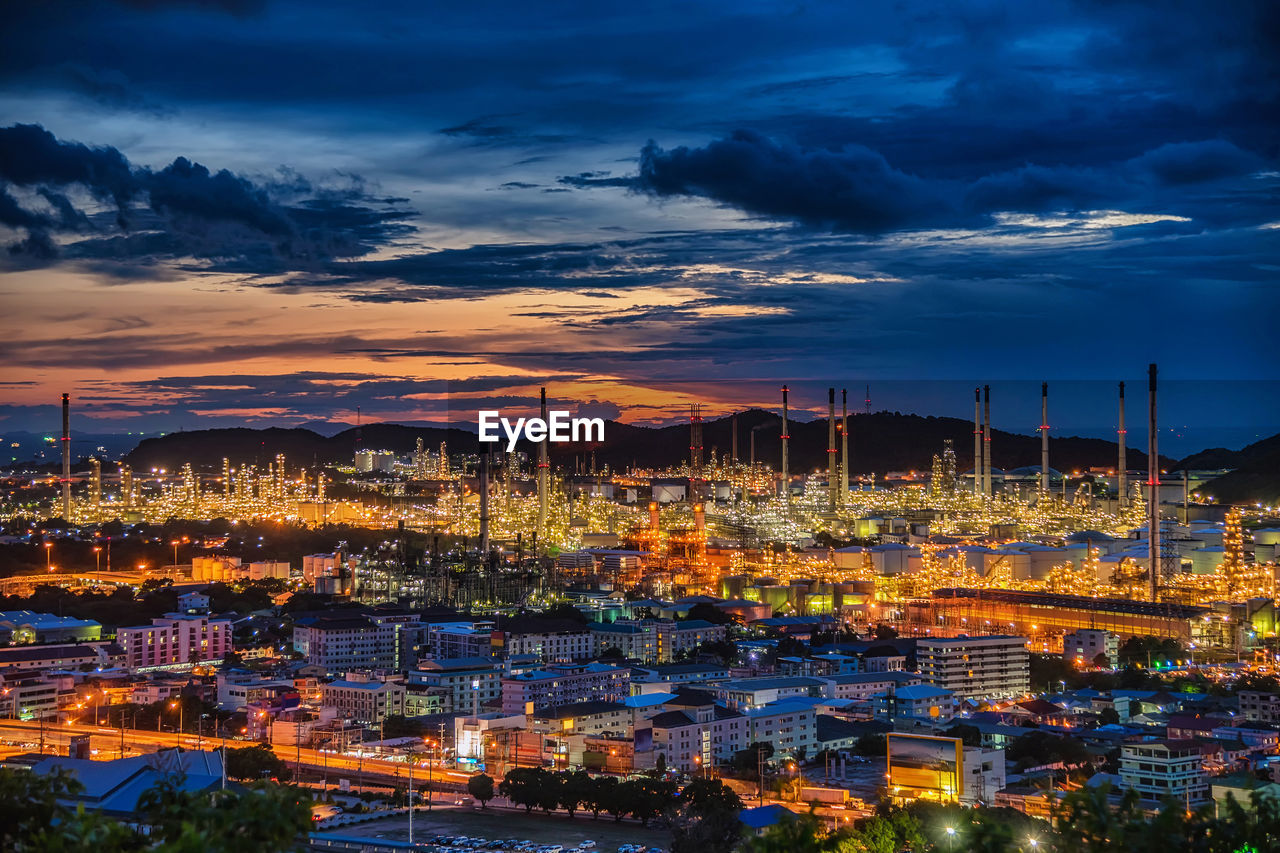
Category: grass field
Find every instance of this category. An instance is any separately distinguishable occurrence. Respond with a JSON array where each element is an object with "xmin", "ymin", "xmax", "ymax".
[{"xmin": 332, "ymin": 804, "xmax": 673, "ymax": 850}]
